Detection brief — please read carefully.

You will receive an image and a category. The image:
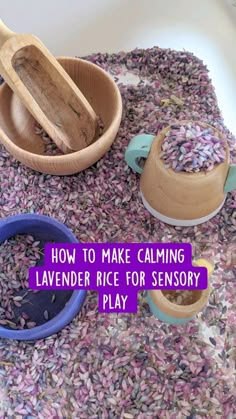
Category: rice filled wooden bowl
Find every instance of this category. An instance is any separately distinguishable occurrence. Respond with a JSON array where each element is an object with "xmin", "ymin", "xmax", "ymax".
[{"xmin": 0, "ymin": 57, "xmax": 122, "ymax": 175}]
